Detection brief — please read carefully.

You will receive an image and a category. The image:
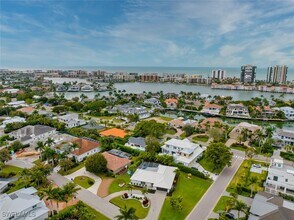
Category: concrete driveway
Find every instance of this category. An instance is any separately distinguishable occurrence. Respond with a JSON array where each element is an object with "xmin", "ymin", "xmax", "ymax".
[
  {"xmin": 49, "ymin": 172, "xmax": 120, "ymax": 219},
  {"xmin": 65, "ymin": 167, "xmax": 102, "ymax": 194}
]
